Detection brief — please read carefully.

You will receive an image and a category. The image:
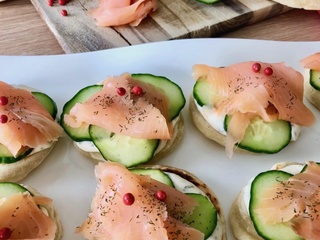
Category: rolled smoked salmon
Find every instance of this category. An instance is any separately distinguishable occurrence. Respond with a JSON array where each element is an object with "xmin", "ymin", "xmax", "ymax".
[{"xmin": 89, "ymin": 0, "xmax": 157, "ymax": 27}]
